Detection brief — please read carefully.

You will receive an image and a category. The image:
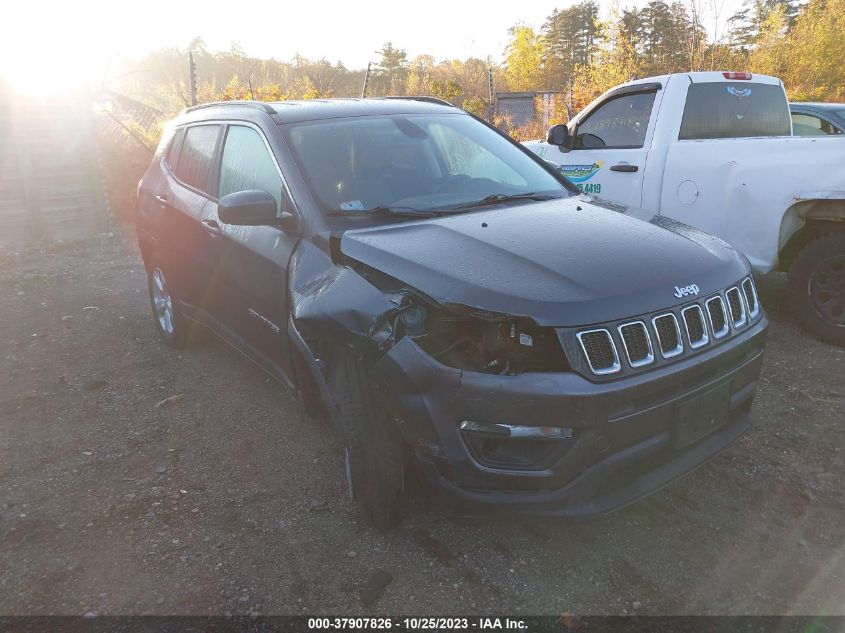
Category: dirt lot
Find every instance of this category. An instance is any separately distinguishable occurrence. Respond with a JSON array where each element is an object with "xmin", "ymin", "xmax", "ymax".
[{"xmin": 1, "ymin": 232, "xmax": 843, "ymax": 616}]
